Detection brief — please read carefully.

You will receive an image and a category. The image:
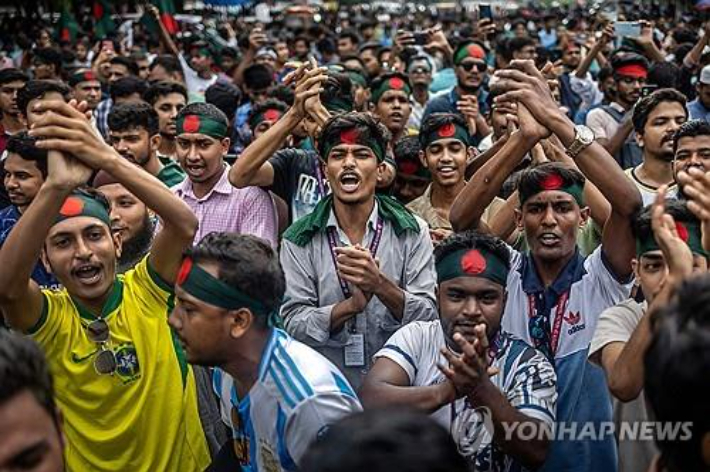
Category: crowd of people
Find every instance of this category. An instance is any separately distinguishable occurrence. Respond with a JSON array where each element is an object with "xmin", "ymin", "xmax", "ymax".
[{"xmin": 1, "ymin": 2, "xmax": 710, "ymax": 472}]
